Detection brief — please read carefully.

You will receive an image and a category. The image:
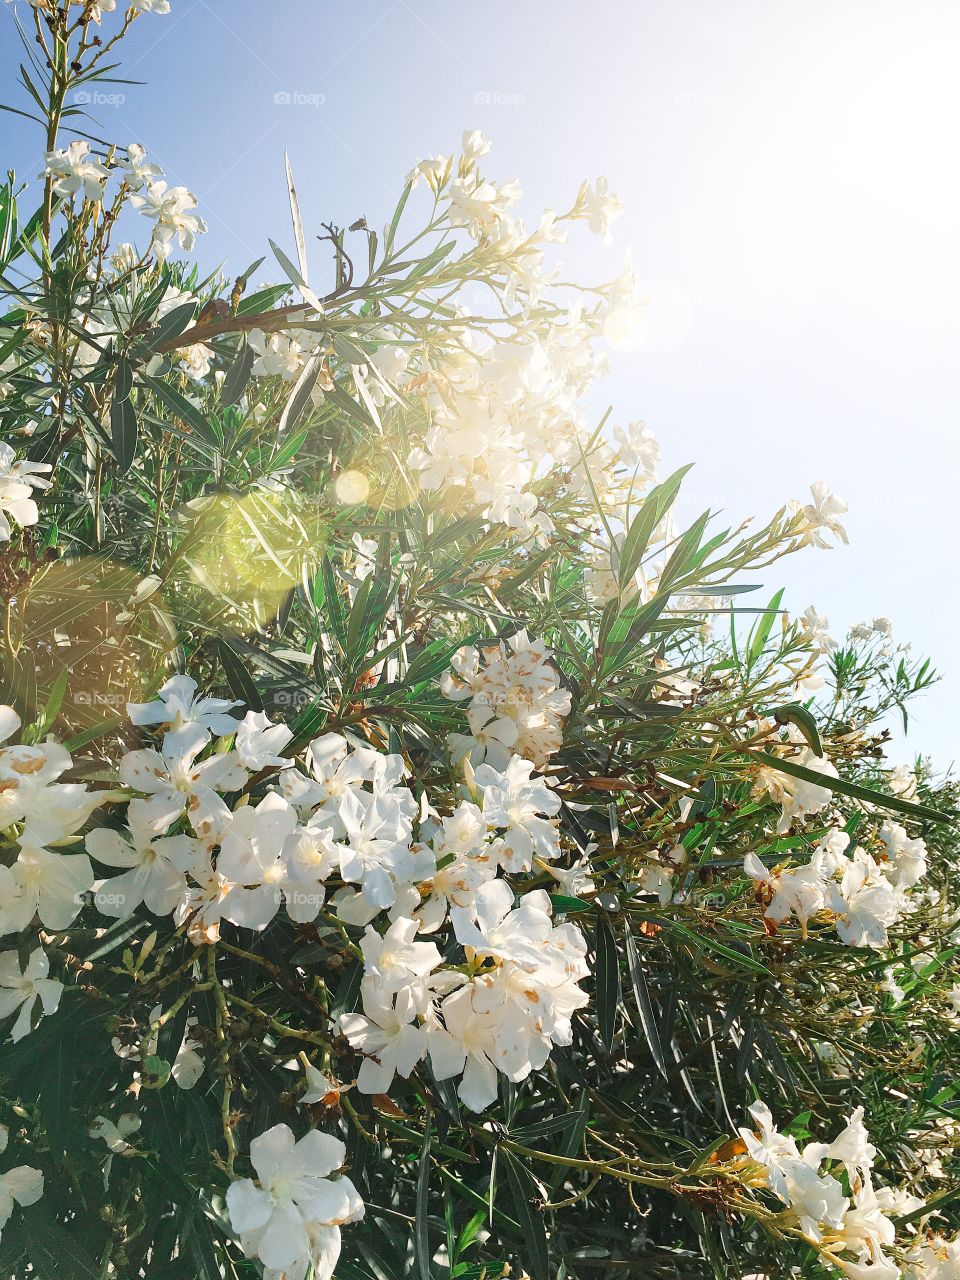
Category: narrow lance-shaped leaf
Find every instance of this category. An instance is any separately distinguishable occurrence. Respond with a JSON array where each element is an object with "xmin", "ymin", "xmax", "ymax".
[
  {"xmin": 415, "ymin": 1126, "xmax": 432, "ymax": 1280},
  {"xmin": 624, "ymin": 920, "xmax": 668, "ymax": 1079},
  {"xmin": 594, "ymin": 912, "xmax": 622, "ymax": 1052},
  {"xmin": 749, "ymin": 750, "xmax": 953, "ymax": 823},
  {"xmin": 499, "ymin": 1149, "xmax": 549, "ymax": 1280},
  {"xmin": 110, "ymin": 356, "xmax": 137, "ymax": 472}
]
